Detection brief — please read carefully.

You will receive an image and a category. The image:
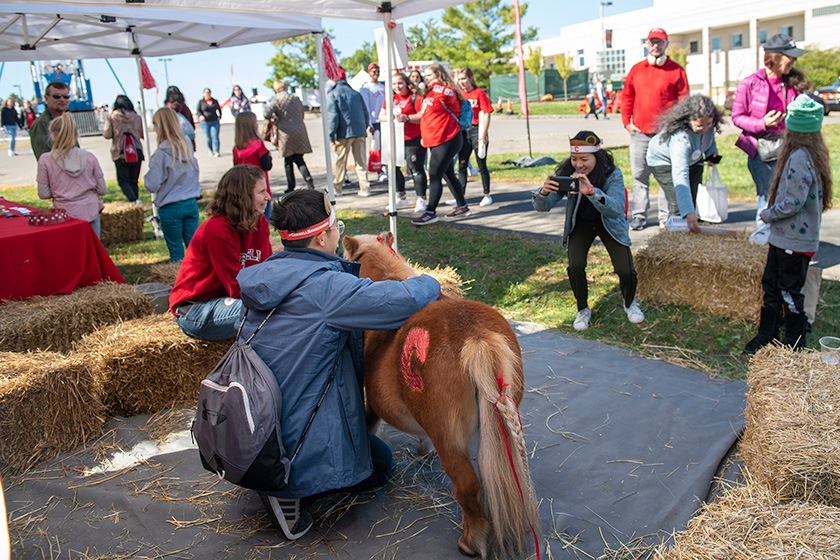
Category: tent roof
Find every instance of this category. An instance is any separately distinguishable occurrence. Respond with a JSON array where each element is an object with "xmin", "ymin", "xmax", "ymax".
[{"xmin": 0, "ymin": 3, "xmax": 322, "ymax": 61}]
